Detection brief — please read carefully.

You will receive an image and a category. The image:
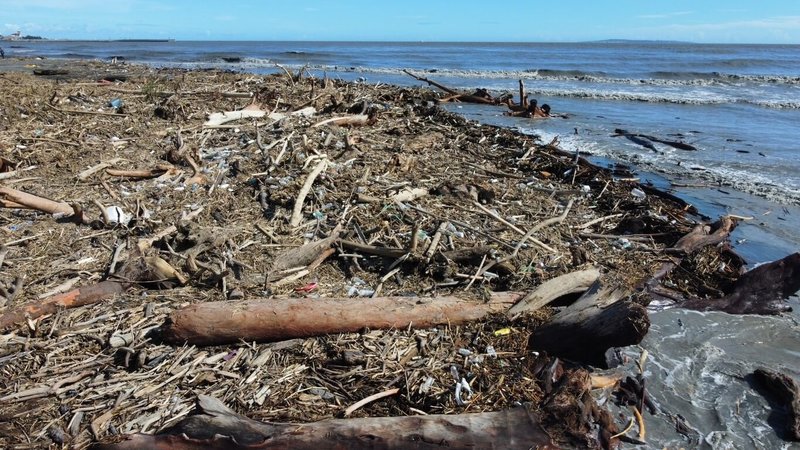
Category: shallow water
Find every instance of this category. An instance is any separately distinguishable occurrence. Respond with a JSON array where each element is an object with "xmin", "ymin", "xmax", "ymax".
[{"xmin": 621, "ymin": 301, "xmax": 800, "ymax": 449}]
